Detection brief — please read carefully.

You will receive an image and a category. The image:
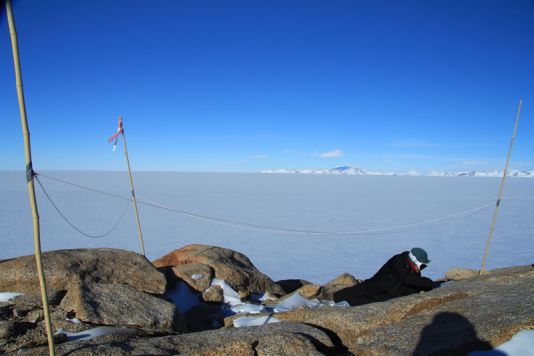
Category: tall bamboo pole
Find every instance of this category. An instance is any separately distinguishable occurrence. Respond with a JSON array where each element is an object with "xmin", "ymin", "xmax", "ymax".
[
  {"xmin": 5, "ymin": 1, "xmax": 55, "ymax": 354},
  {"xmin": 120, "ymin": 117, "xmax": 146, "ymax": 256},
  {"xmin": 480, "ymin": 99, "xmax": 523, "ymax": 274}
]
